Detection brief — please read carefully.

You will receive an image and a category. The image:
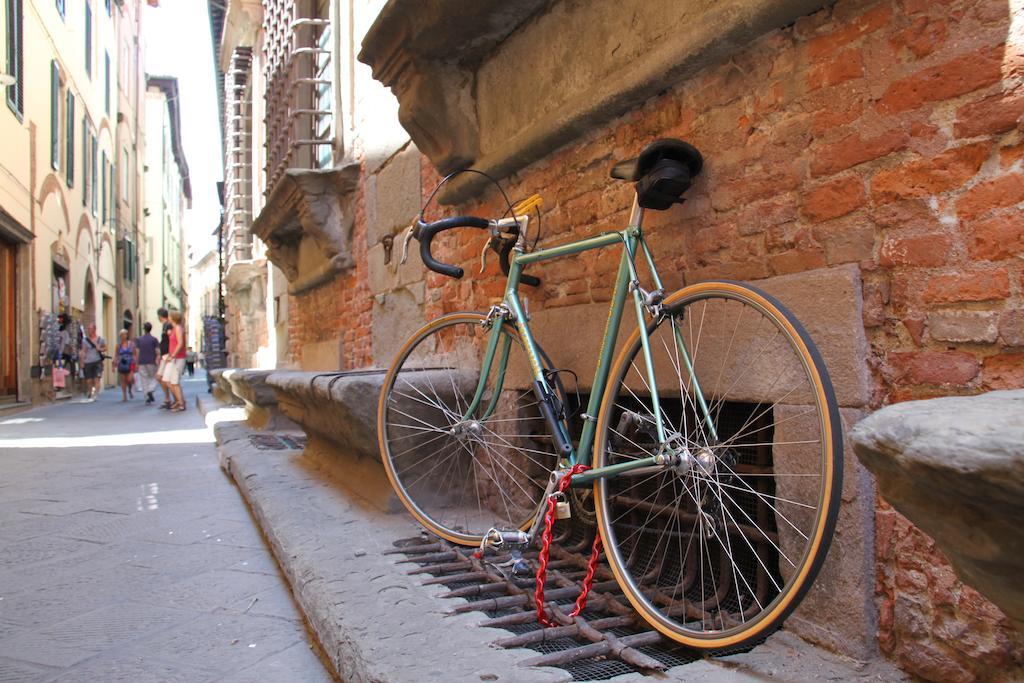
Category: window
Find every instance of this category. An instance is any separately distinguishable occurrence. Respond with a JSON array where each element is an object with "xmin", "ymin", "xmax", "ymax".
[
  {"xmin": 104, "ymin": 0, "xmax": 110, "ymax": 15},
  {"xmin": 313, "ymin": 0, "xmax": 333, "ymax": 169},
  {"xmin": 55, "ymin": 0, "xmax": 64, "ymax": 19},
  {"xmin": 84, "ymin": 3, "xmax": 92, "ymax": 78},
  {"xmin": 122, "ymin": 148, "xmax": 129, "ymax": 203},
  {"xmin": 50, "ymin": 61, "xmax": 60, "ymax": 170},
  {"xmin": 91, "ymin": 135, "xmax": 97, "ymax": 215},
  {"xmin": 122, "ymin": 237, "xmax": 136, "ymax": 282},
  {"xmin": 109, "ymin": 159, "xmax": 116, "ymax": 226},
  {"xmin": 81, "ymin": 118, "xmax": 89, "ymax": 206},
  {"xmin": 65, "ymin": 92, "xmax": 74, "ymax": 187},
  {"xmin": 5, "ymin": 0, "xmax": 24, "ymax": 116},
  {"xmin": 101, "ymin": 151, "xmax": 107, "ymax": 224},
  {"xmin": 104, "ymin": 52, "xmax": 110, "ymax": 114}
]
